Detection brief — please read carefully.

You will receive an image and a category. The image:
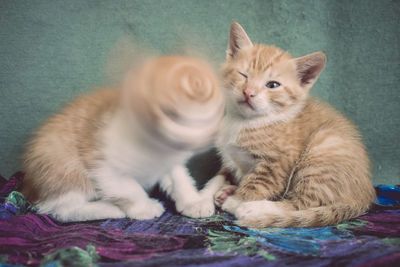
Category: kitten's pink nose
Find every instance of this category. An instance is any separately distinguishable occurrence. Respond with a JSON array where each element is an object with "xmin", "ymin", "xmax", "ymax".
[{"xmin": 243, "ymin": 89, "xmax": 256, "ymax": 100}]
